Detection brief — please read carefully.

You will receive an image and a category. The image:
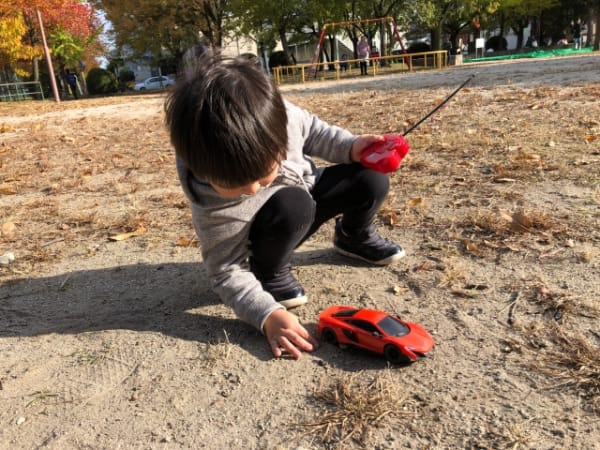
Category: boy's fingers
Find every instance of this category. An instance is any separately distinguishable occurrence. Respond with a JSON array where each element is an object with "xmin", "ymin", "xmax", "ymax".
[
  {"xmin": 270, "ymin": 339, "xmax": 283, "ymax": 358},
  {"xmin": 270, "ymin": 333, "xmax": 316, "ymax": 360},
  {"xmin": 297, "ymin": 328, "xmax": 319, "ymax": 349},
  {"xmin": 278, "ymin": 336, "xmax": 302, "ymax": 359}
]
